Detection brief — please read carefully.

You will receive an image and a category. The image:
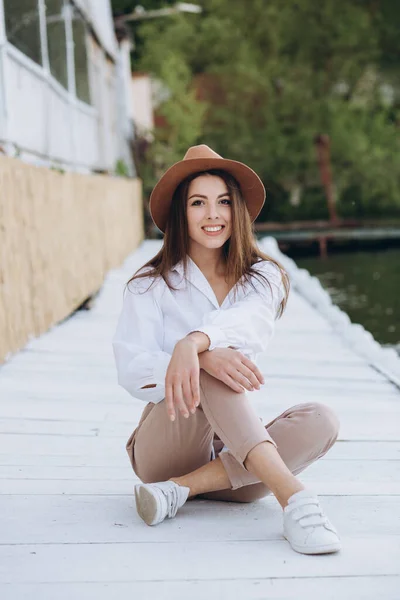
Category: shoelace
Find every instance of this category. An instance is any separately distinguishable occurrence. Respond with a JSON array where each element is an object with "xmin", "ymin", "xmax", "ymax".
[
  {"xmin": 159, "ymin": 482, "xmax": 182, "ymax": 519},
  {"xmin": 285, "ymin": 496, "xmax": 329, "ymax": 529}
]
